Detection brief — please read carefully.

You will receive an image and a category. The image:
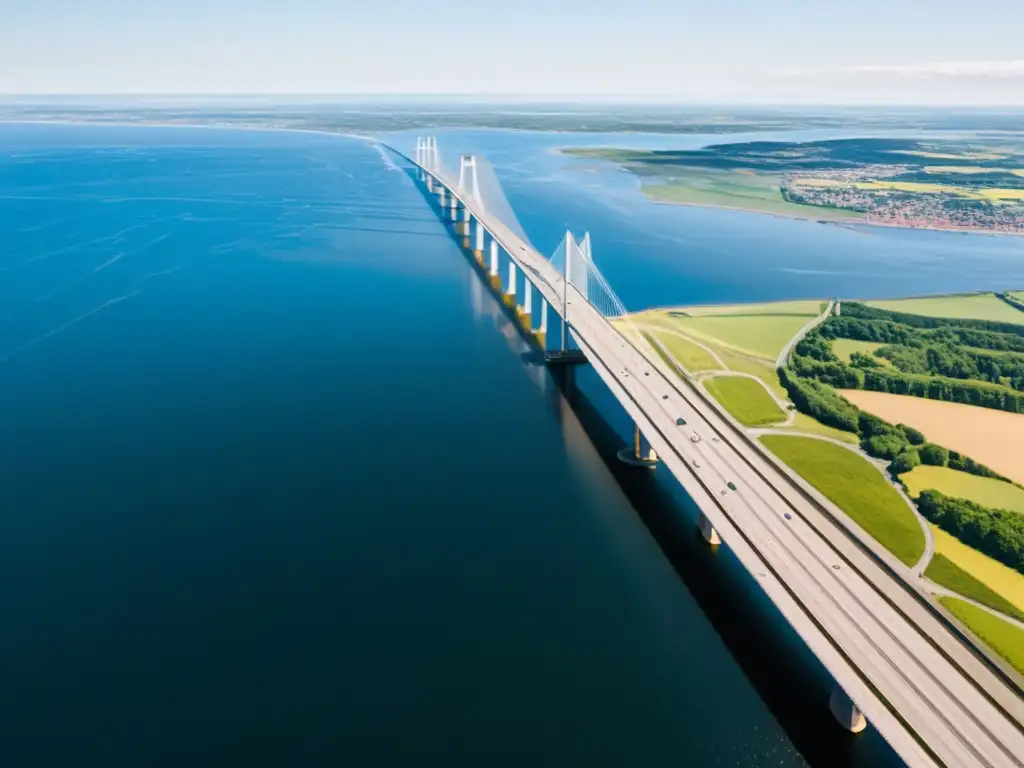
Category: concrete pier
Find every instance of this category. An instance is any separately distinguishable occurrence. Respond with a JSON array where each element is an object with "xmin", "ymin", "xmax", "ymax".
[
  {"xmin": 699, "ymin": 512, "xmax": 721, "ymax": 545},
  {"xmin": 830, "ymin": 687, "xmax": 867, "ymax": 733},
  {"xmin": 617, "ymin": 423, "xmax": 658, "ymax": 468}
]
